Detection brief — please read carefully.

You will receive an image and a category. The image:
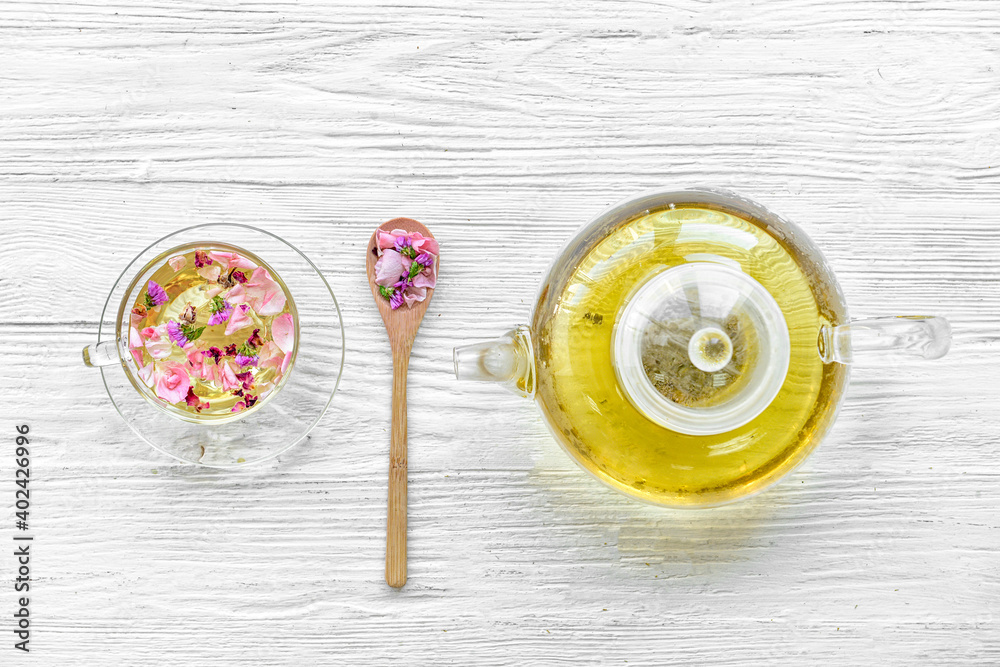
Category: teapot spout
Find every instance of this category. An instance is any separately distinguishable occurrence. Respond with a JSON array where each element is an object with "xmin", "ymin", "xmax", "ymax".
[{"xmin": 453, "ymin": 325, "xmax": 536, "ymax": 398}]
